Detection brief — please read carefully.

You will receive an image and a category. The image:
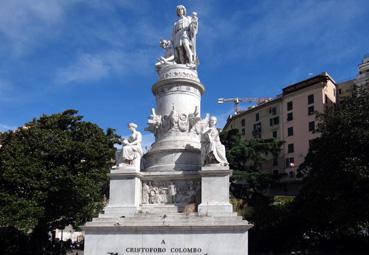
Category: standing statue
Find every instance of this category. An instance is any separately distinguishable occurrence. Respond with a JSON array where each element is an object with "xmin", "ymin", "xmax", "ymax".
[
  {"xmin": 201, "ymin": 116, "xmax": 228, "ymax": 166},
  {"xmin": 121, "ymin": 123, "xmax": 143, "ymax": 170},
  {"xmin": 172, "ymin": 5, "xmax": 199, "ymax": 66}
]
